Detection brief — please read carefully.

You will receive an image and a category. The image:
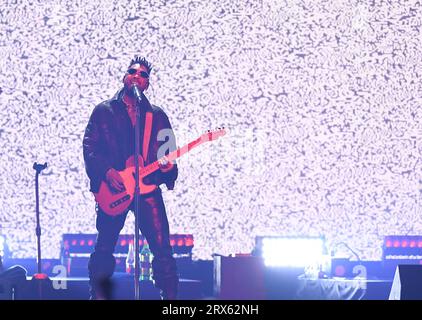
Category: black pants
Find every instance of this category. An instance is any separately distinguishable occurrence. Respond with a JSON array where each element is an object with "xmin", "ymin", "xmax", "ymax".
[{"xmin": 88, "ymin": 189, "xmax": 178, "ymax": 299}]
